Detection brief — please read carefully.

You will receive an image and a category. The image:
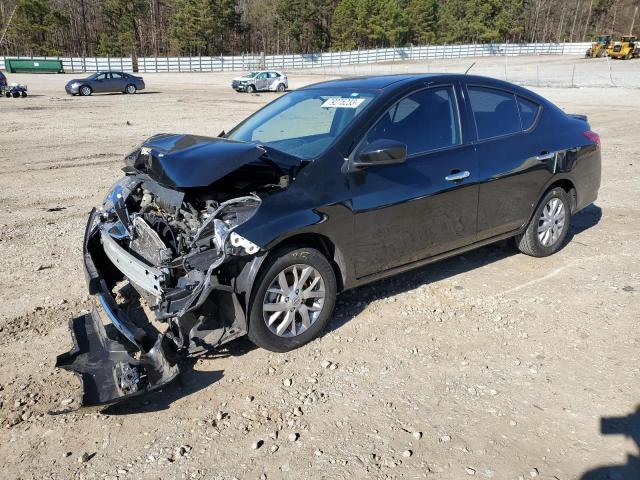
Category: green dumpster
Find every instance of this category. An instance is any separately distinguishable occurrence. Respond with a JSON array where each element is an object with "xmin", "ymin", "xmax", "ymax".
[{"xmin": 5, "ymin": 58, "xmax": 64, "ymax": 73}]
